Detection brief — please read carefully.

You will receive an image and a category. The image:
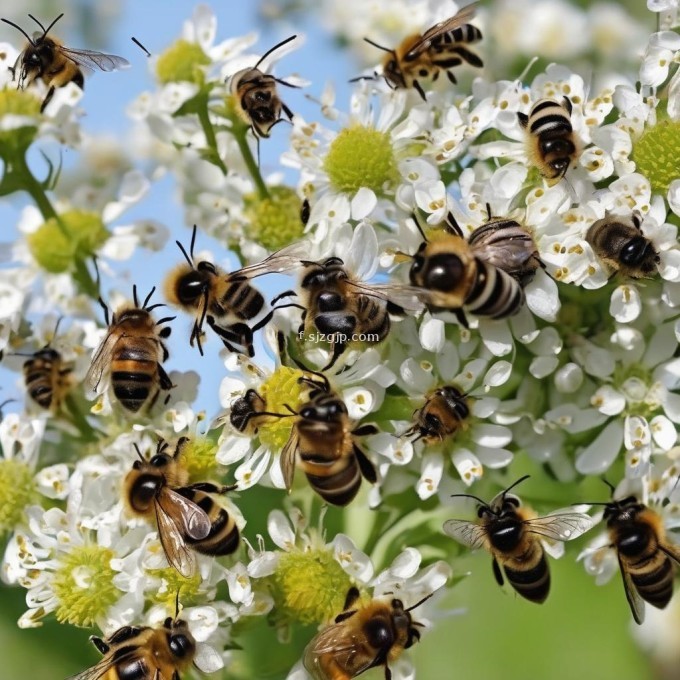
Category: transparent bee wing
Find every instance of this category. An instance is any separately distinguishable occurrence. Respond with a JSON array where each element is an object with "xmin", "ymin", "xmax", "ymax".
[
  {"xmin": 280, "ymin": 428, "xmax": 299, "ymax": 491},
  {"xmin": 154, "ymin": 489, "xmax": 211, "ymax": 578},
  {"xmin": 58, "ymin": 46, "xmax": 130, "ymax": 72},
  {"xmin": 85, "ymin": 330, "xmax": 119, "ymax": 393},
  {"xmin": 303, "ymin": 622, "xmax": 374, "ymax": 679},
  {"xmin": 618, "ymin": 554, "xmax": 646, "ymax": 625},
  {"xmin": 66, "ymin": 653, "xmax": 132, "ymax": 680},
  {"xmin": 405, "ymin": 3, "xmax": 478, "ymax": 60},
  {"xmin": 345, "ymin": 280, "xmax": 428, "ymax": 313},
  {"xmin": 523, "ymin": 511, "xmax": 595, "ymax": 542},
  {"xmin": 194, "ymin": 642, "xmax": 224, "ymax": 673},
  {"xmin": 228, "ymin": 241, "xmax": 308, "ymax": 281},
  {"xmin": 442, "ymin": 519, "xmax": 488, "ymax": 550}
]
